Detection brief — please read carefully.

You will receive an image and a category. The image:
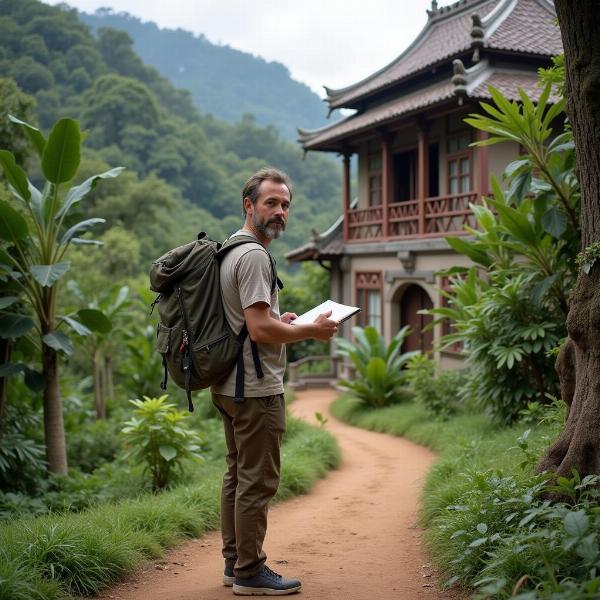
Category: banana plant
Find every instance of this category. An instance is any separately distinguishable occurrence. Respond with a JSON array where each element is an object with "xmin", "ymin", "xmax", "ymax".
[{"xmin": 0, "ymin": 115, "xmax": 123, "ymax": 474}]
